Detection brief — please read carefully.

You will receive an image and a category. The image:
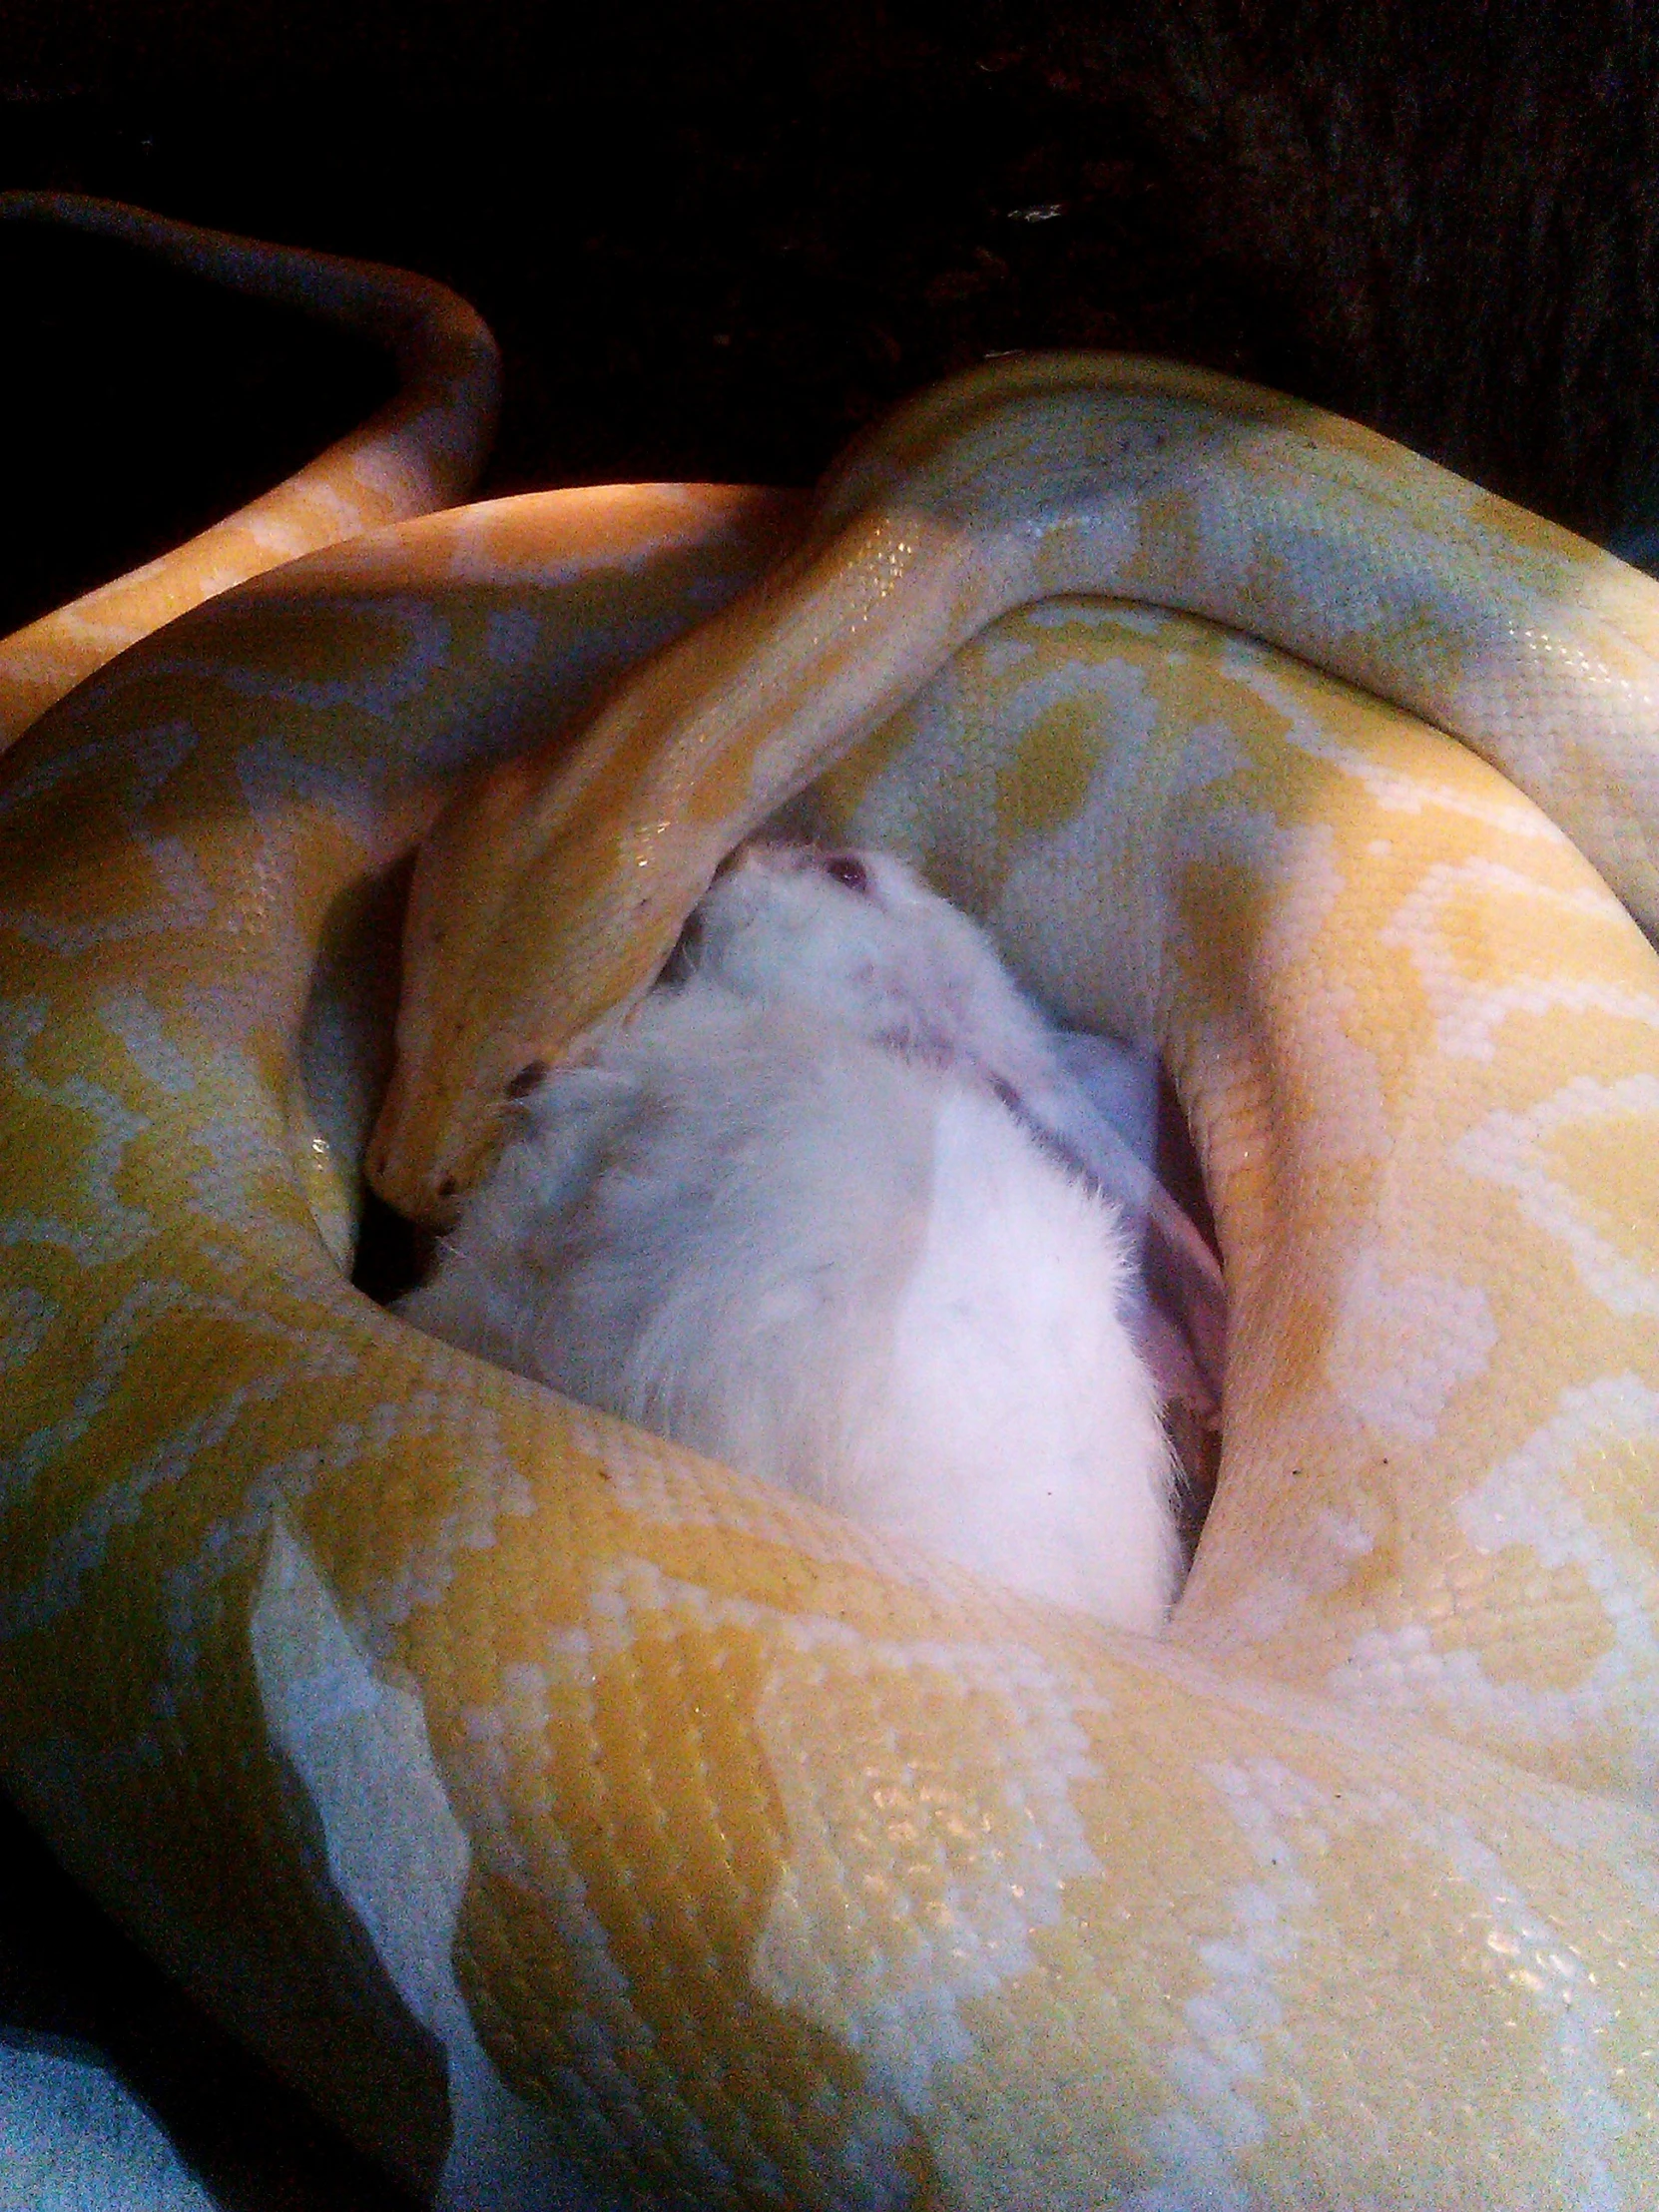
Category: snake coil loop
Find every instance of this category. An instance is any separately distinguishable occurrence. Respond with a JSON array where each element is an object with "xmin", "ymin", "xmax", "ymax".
[{"xmin": 3, "ymin": 199, "xmax": 1659, "ymax": 2207}]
